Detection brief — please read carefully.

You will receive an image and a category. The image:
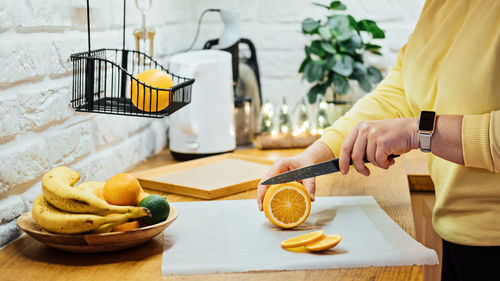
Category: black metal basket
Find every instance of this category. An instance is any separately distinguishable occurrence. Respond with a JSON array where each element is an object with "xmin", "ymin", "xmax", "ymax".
[{"xmin": 70, "ymin": 0, "xmax": 194, "ymax": 118}]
